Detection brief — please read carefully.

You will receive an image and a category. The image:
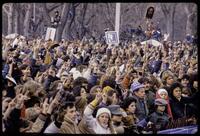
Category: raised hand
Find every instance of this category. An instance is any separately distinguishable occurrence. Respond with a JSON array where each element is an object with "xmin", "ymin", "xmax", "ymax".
[
  {"xmin": 47, "ymin": 92, "xmax": 60, "ymax": 114},
  {"xmin": 41, "ymin": 98, "xmax": 50, "ymax": 115},
  {"xmin": 95, "ymin": 92, "xmax": 103, "ymax": 103}
]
